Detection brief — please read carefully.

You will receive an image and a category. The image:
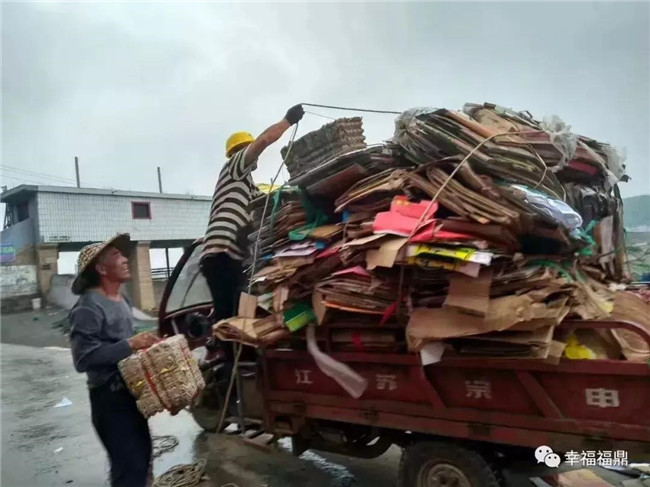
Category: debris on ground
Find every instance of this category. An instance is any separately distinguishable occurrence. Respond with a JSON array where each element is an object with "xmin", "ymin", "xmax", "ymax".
[{"xmin": 152, "ymin": 435, "xmax": 179, "ymax": 458}]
